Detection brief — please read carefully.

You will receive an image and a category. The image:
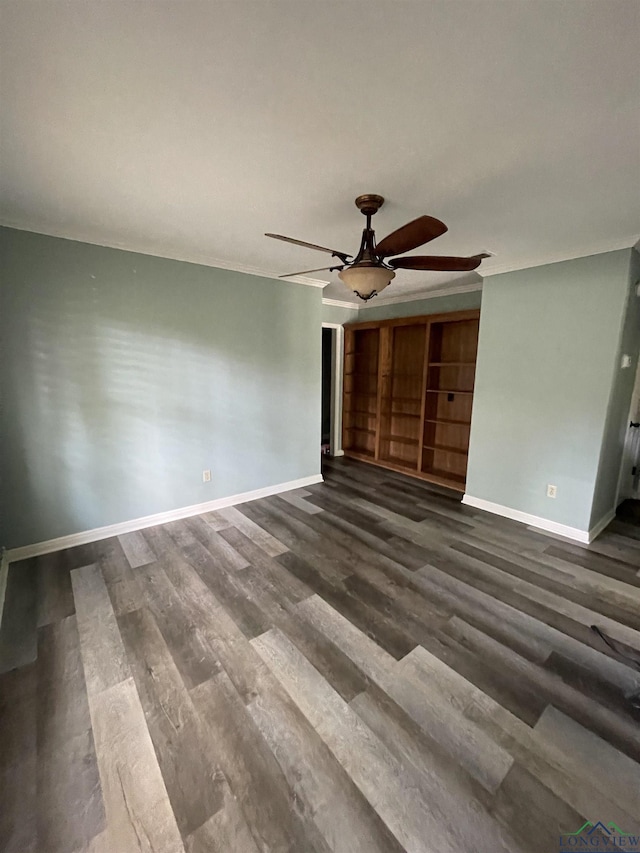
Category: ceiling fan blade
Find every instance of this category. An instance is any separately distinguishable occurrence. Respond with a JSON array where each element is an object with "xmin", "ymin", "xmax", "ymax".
[
  {"xmin": 265, "ymin": 233, "xmax": 350, "ymax": 259},
  {"xmin": 278, "ymin": 265, "xmax": 343, "ymax": 279},
  {"xmin": 389, "ymin": 255, "xmax": 483, "ymax": 272},
  {"xmin": 375, "ymin": 216, "xmax": 448, "ymax": 258}
]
